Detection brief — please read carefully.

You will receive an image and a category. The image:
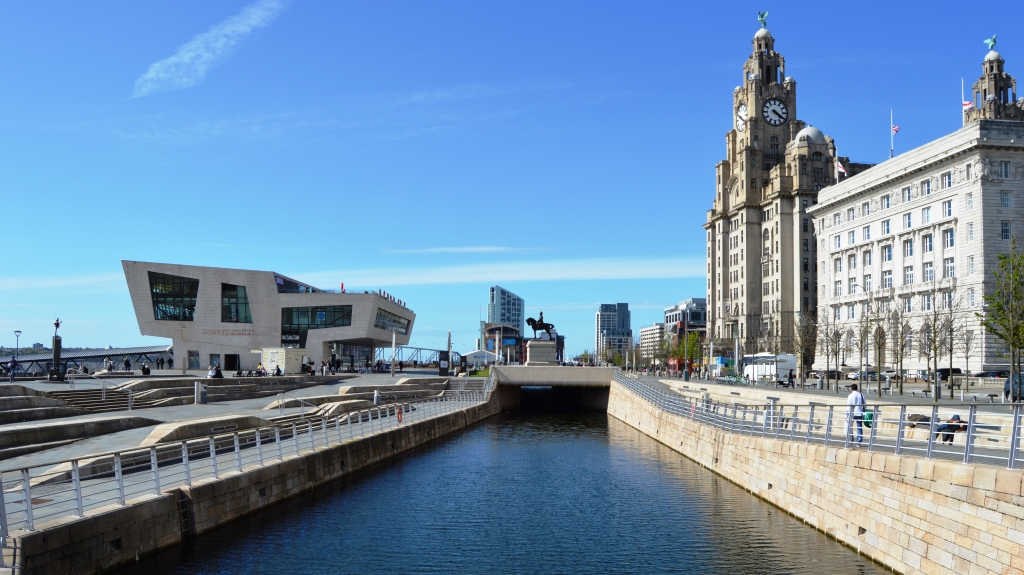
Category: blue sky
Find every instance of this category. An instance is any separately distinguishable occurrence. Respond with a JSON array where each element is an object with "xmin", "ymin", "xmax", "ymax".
[{"xmin": 0, "ymin": 1, "xmax": 1014, "ymax": 355}]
